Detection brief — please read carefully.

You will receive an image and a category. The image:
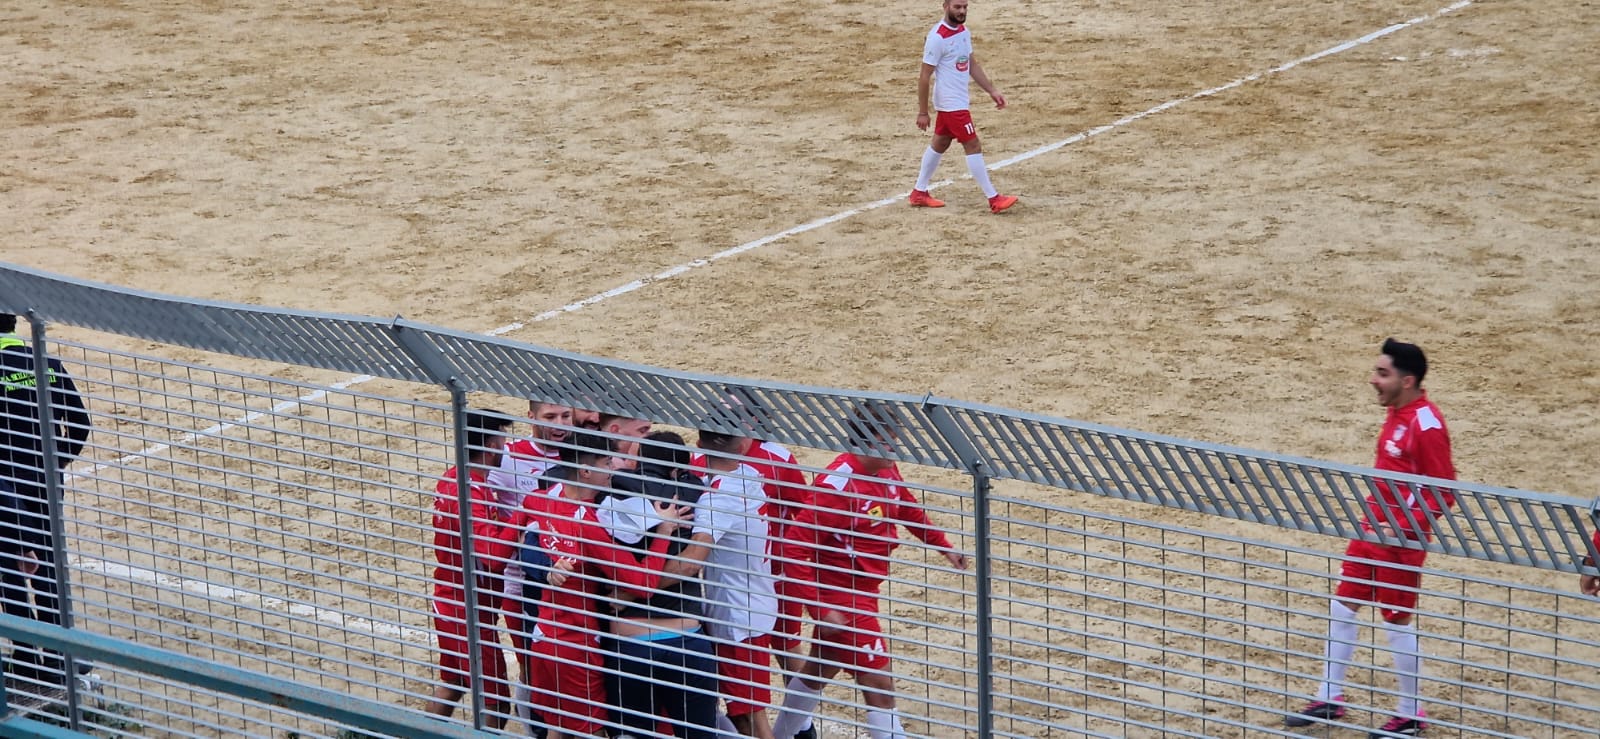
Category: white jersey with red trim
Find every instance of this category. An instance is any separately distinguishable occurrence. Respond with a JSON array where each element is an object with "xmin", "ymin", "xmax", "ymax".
[
  {"xmin": 923, "ymin": 20, "xmax": 973, "ymax": 112},
  {"xmin": 487, "ymin": 438, "xmax": 561, "ymax": 509},
  {"xmin": 699, "ymin": 464, "xmax": 779, "ymax": 643}
]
